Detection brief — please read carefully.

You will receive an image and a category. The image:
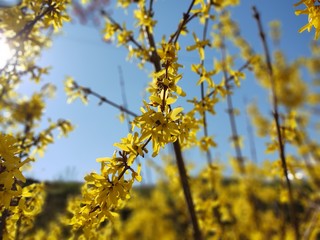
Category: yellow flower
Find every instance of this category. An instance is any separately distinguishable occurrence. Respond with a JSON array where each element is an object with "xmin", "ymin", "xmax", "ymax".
[
  {"xmin": 198, "ymin": 136, "xmax": 217, "ymax": 152},
  {"xmin": 43, "ymin": 0, "xmax": 71, "ymax": 31},
  {"xmin": 134, "ymin": 106, "xmax": 183, "ymax": 157},
  {"xmin": 186, "ymin": 33, "xmax": 210, "ymax": 61},
  {"xmin": 188, "ymin": 96, "xmax": 218, "ymax": 116},
  {"xmin": 295, "ymin": 0, "xmax": 320, "ymax": 39},
  {"xmin": 0, "ymin": 134, "xmax": 29, "ymax": 208},
  {"xmin": 134, "ymin": 9, "xmax": 157, "ymax": 32},
  {"xmin": 117, "ymin": 23, "xmax": 133, "ymax": 46},
  {"xmin": 12, "ymin": 94, "xmax": 45, "ymax": 122},
  {"xmin": 103, "ymin": 22, "xmax": 119, "ymax": 41},
  {"xmin": 64, "ymin": 77, "xmax": 88, "ymax": 104},
  {"xmin": 191, "ymin": 64, "xmax": 216, "ymax": 87},
  {"xmin": 114, "ymin": 132, "xmax": 145, "ymax": 165},
  {"xmin": 117, "ymin": 0, "xmax": 132, "ymax": 8}
]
